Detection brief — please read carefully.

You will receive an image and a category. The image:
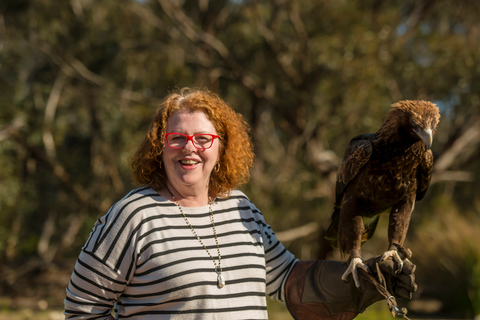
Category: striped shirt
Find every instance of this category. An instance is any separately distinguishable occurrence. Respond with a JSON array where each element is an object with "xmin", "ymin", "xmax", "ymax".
[{"xmin": 64, "ymin": 187, "xmax": 297, "ymax": 319}]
